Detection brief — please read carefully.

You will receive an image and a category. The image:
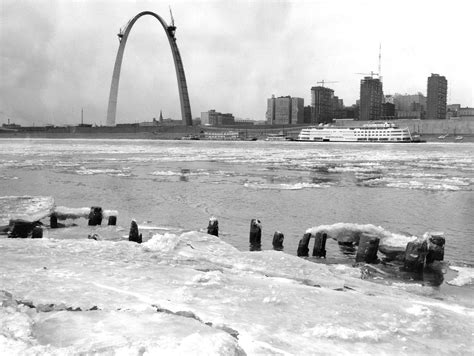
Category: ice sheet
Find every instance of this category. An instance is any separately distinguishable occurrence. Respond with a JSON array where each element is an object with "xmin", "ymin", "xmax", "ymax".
[{"xmin": 1, "ymin": 231, "xmax": 473, "ymax": 355}]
